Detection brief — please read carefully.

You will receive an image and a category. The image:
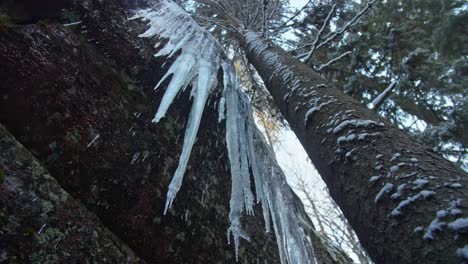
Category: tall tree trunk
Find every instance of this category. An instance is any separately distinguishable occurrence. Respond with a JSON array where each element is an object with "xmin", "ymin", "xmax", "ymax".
[{"xmin": 239, "ymin": 31, "xmax": 468, "ymax": 264}]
